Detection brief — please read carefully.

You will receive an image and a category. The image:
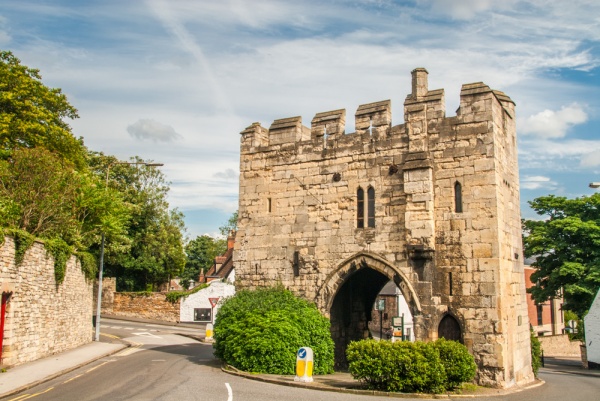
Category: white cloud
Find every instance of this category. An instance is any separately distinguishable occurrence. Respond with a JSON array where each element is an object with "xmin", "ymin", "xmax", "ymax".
[
  {"xmin": 519, "ymin": 103, "xmax": 588, "ymax": 138},
  {"xmin": 581, "ymin": 150, "xmax": 600, "ymax": 167},
  {"xmin": 127, "ymin": 119, "xmax": 182, "ymax": 142},
  {"xmin": 521, "ymin": 175, "xmax": 557, "ymax": 190},
  {"xmin": 420, "ymin": 0, "xmax": 518, "ymax": 20},
  {"xmin": 214, "ymin": 168, "xmax": 239, "ymax": 180}
]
